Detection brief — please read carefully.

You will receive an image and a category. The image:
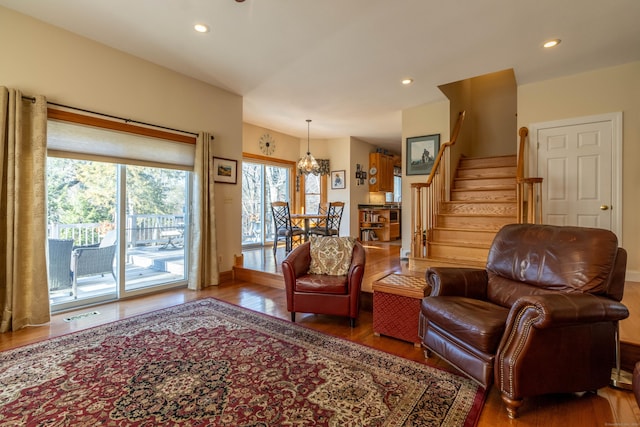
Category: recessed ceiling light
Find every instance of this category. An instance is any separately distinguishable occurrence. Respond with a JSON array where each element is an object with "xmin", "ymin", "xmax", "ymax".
[
  {"xmin": 194, "ymin": 24, "xmax": 209, "ymax": 33},
  {"xmin": 402, "ymin": 78, "xmax": 414, "ymax": 85},
  {"xmin": 543, "ymin": 39, "xmax": 561, "ymax": 48}
]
